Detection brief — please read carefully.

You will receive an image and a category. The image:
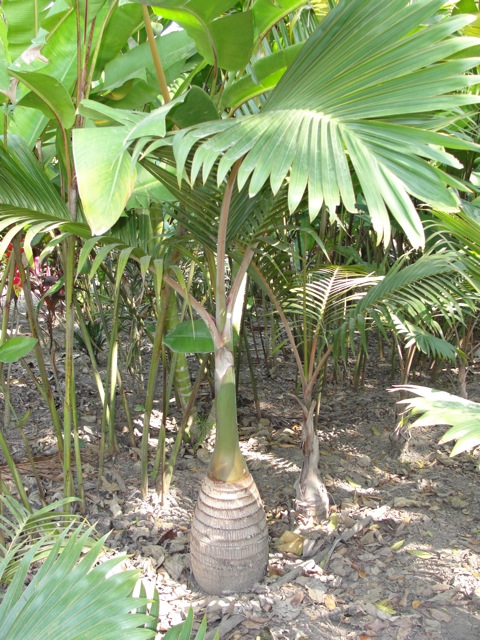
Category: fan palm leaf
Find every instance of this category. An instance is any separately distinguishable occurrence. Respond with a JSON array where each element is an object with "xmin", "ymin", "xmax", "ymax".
[{"xmin": 163, "ymin": 0, "xmax": 480, "ymax": 248}]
